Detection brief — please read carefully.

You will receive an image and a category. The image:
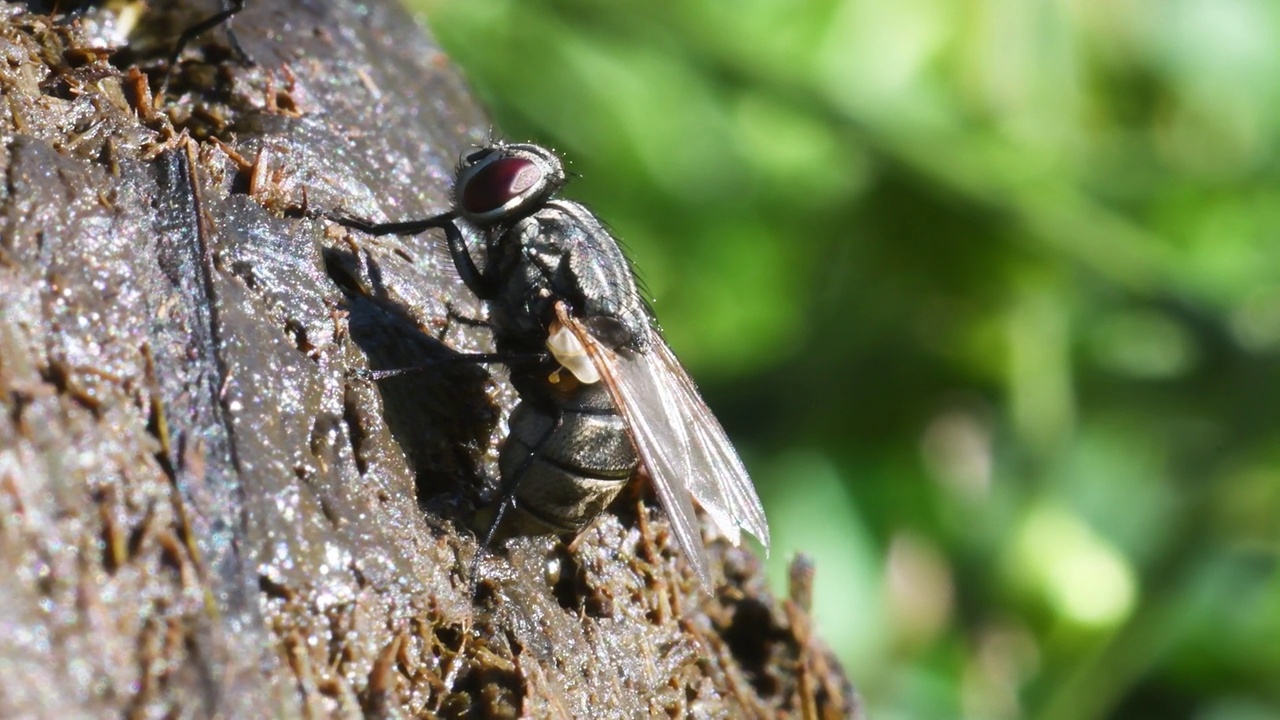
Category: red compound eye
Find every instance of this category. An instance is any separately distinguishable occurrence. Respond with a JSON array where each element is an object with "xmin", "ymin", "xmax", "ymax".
[{"xmin": 460, "ymin": 157, "xmax": 544, "ymax": 216}]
